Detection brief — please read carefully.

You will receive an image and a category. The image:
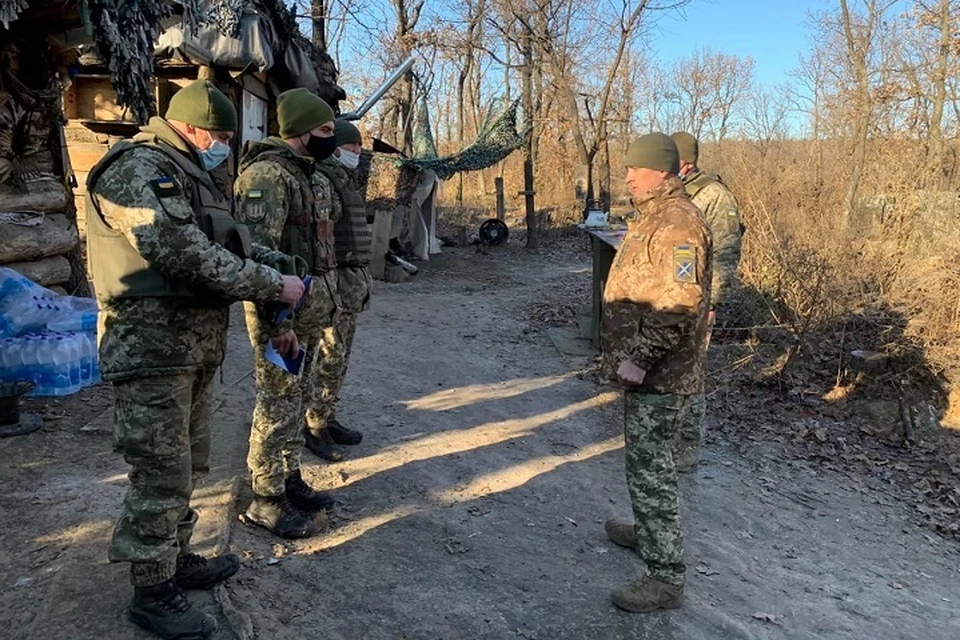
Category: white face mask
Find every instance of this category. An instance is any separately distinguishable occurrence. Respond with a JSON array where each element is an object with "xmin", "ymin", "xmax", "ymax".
[{"xmin": 336, "ymin": 149, "xmax": 360, "ymax": 170}]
